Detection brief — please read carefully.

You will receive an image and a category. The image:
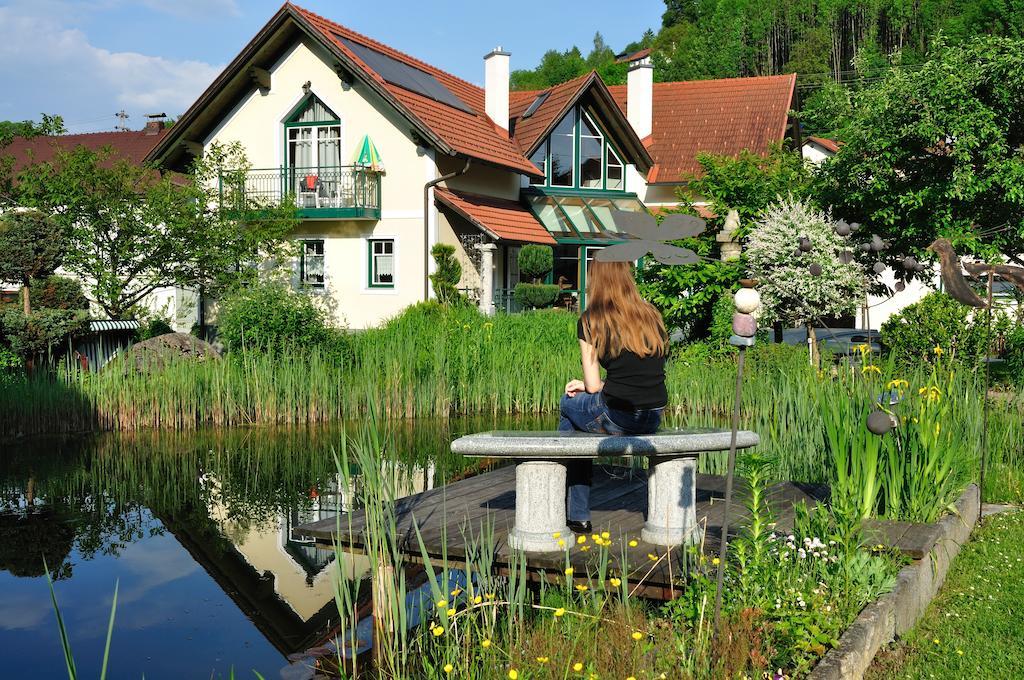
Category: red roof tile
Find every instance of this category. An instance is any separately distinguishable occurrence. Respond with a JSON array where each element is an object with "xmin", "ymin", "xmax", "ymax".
[
  {"xmin": 434, "ymin": 187, "xmax": 554, "ymax": 244},
  {"xmin": 291, "ymin": 5, "xmax": 541, "ymax": 178},
  {"xmin": 3, "ymin": 129, "xmax": 168, "ymax": 175},
  {"xmin": 607, "ymin": 74, "xmax": 795, "ymax": 183},
  {"xmin": 509, "ymin": 73, "xmax": 593, "ymax": 154},
  {"xmin": 804, "ymin": 135, "xmax": 841, "ymax": 153},
  {"xmin": 615, "ymin": 48, "xmax": 651, "ymax": 64}
]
